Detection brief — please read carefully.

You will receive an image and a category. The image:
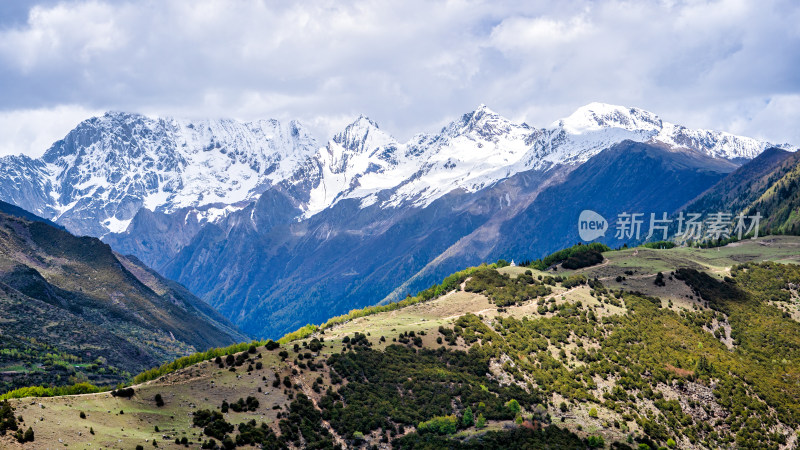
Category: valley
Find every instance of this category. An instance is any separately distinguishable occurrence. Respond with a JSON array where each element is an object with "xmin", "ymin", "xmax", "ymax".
[
  {"xmin": 1, "ymin": 104, "xmax": 791, "ymax": 338},
  {"xmin": 0, "ymin": 202, "xmax": 248, "ymax": 394}
]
